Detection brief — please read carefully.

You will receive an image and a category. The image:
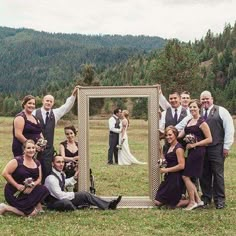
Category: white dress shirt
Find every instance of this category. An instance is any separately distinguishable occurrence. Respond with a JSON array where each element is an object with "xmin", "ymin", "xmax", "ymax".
[
  {"xmin": 159, "ymin": 93, "xmax": 171, "ymax": 111},
  {"xmin": 33, "ymin": 95, "xmax": 76, "ymax": 124},
  {"xmin": 44, "ymin": 168, "xmax": 77, "ymax": 200},
  {"xmin": 159, "ymin": 106, "xmax": 190, "ymax": 133},
  {"xmin": 108, "ymin": 115, "xmax": 121, "ymax": 133}
]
